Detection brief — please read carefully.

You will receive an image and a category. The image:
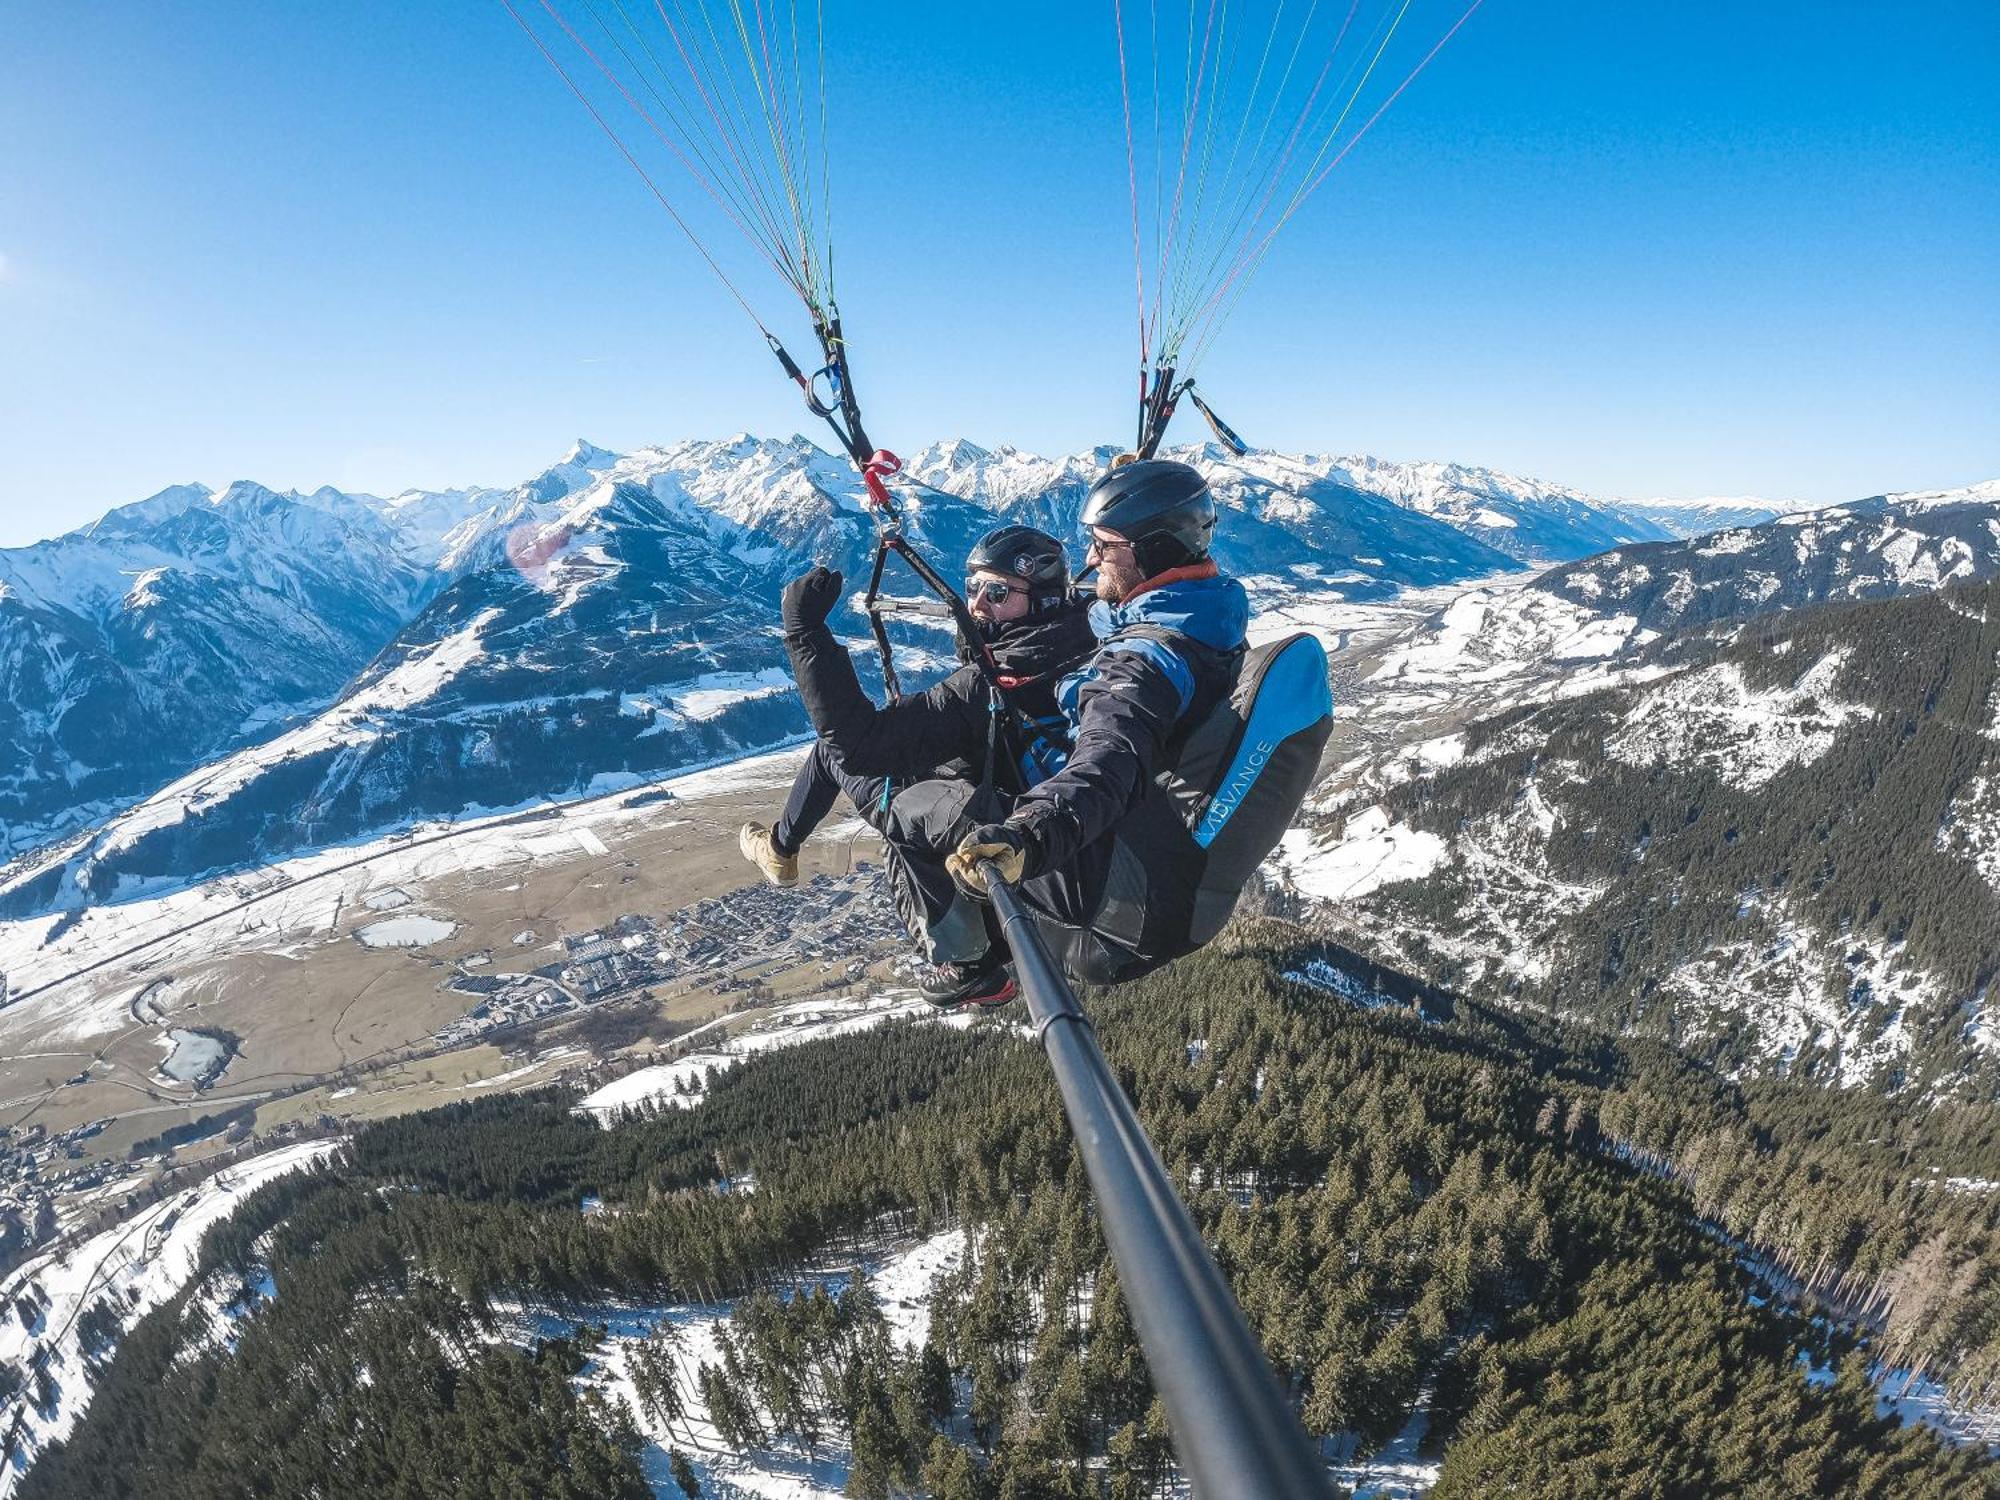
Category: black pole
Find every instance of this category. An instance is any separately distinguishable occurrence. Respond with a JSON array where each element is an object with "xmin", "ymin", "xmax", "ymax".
[{"xmin": 978, "ymin": 864, "xmax": 1338, "ymax": 1500}]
